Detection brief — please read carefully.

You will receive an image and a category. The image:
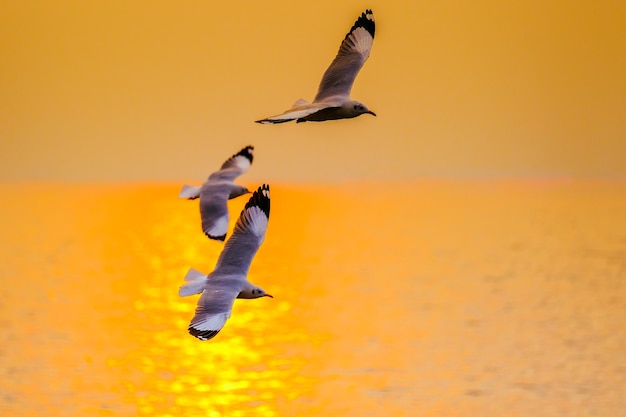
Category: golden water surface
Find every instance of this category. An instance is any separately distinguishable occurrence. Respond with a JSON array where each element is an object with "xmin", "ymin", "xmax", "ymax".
[{"xmin": 1, "ymin": 181, "xmax": 625, "ymax": 416}]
